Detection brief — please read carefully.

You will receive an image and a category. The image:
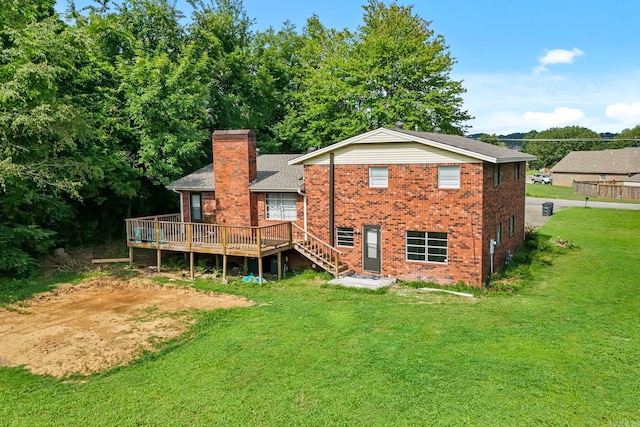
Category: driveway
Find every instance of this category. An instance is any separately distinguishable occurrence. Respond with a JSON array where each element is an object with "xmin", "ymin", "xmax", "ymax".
[{"xmin": 525, "ymin": 197, "xmax": 640, "ymax": 226}]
